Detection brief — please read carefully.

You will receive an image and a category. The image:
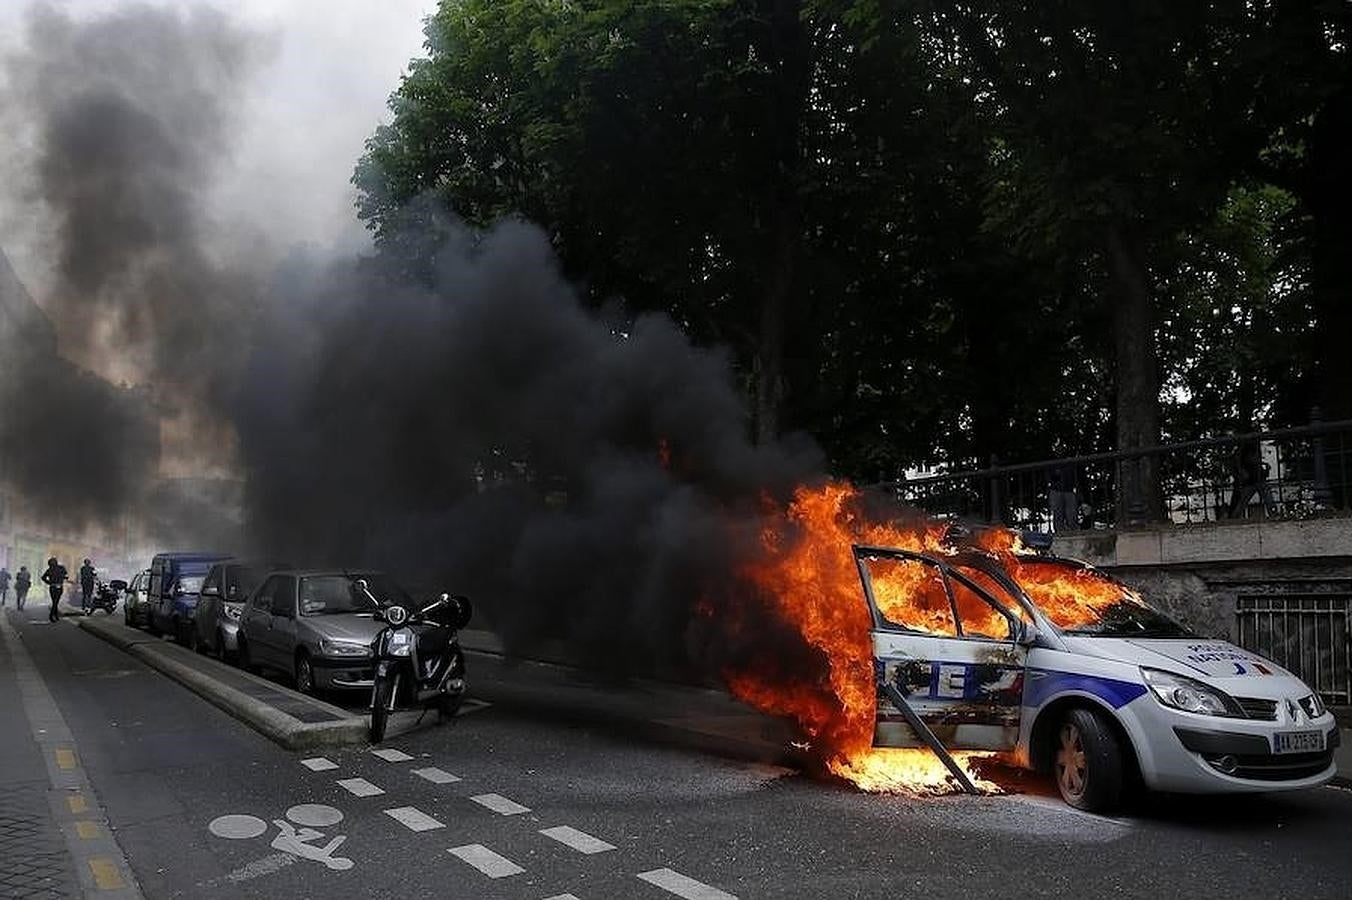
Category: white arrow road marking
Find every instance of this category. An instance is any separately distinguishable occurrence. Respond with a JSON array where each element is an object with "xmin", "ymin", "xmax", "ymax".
[
  {"xmin": 384, "ymin": 806, "xmax": 445, "ymax": 832},
  {"xmin": 470, "ymin": 793, "xmax": 530, "ymax": 815},
  {"xmin": 412, "ymin": 766, "xmax": 460, "ymax": 784},
  {"xmin": 539, "ymin": 826, "xmax": 615, "ymax": 854},
  {"xmin": 300, "ymin": 757, "xmax": 338, "ymax": 772},
  {"xmin": 336, "ymin": 778, "xmax": 385, "ymax": 797},
  {"xmin": 637, "ymin": 868, "xmax": 738, "ymax": 900},
  {"xmin": 448, "ymin": 844, "xmax": 525, "ymax": 878},
  {"xmin": 371, "ymin": 748, "xmax": 414, "ymax": 762}
]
